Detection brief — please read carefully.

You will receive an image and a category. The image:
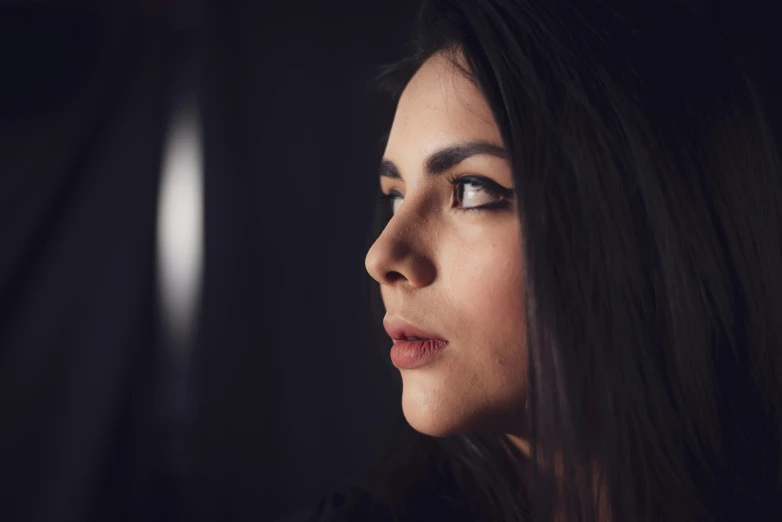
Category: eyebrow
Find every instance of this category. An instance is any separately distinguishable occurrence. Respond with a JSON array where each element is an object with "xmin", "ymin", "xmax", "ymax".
[{"xmin": 379, "ymin": 140, "xmax": 508, "ymax": 180}]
